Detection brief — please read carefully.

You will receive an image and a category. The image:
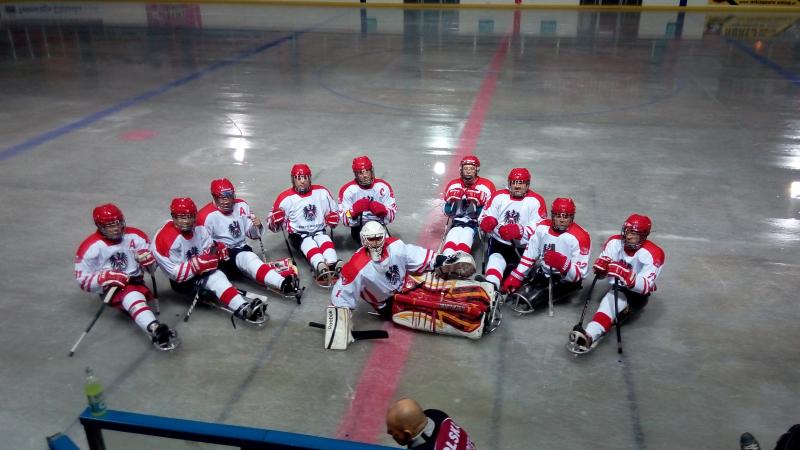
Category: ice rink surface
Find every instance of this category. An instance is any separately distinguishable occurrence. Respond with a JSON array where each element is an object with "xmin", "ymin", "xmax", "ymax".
[{"xmin": 1, "ymin": 3, "xmax": 799, "ymax": 449}]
